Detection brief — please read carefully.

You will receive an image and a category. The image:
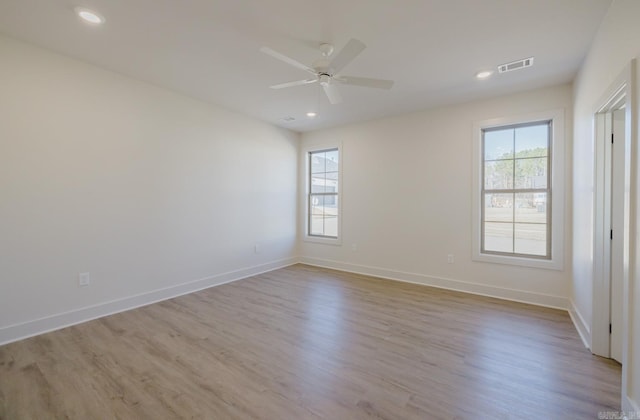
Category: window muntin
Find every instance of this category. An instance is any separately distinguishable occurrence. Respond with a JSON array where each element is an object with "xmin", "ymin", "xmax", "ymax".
[
  {"xmin": 481, "ymin": 121, "xmax": 551, "ymax": 259},
  {"xmin": 308, "ymin": 148, "xmax": 339, "ymax": 238}
]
